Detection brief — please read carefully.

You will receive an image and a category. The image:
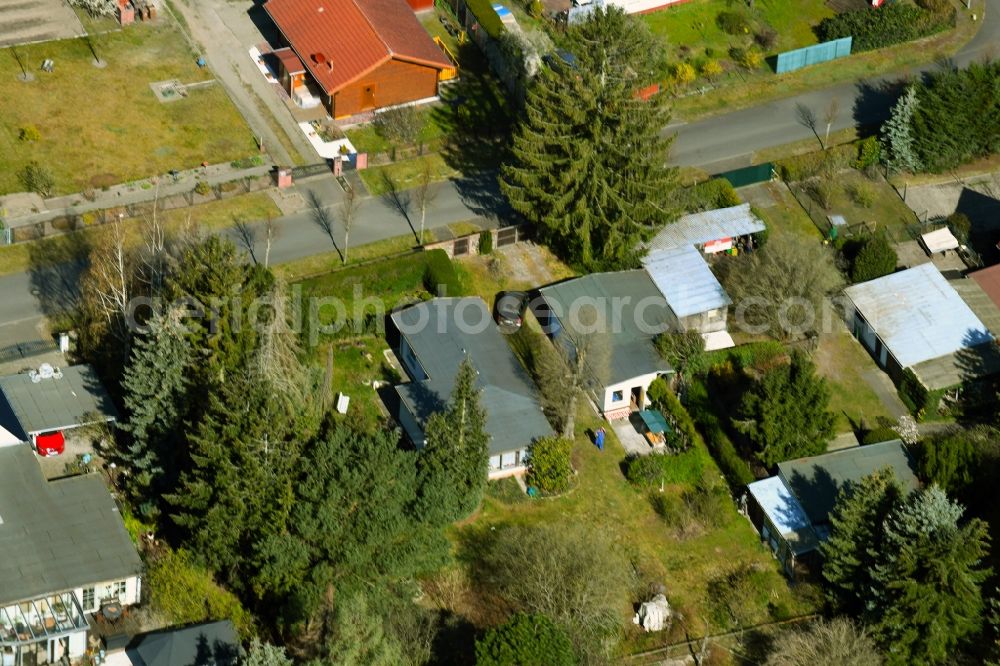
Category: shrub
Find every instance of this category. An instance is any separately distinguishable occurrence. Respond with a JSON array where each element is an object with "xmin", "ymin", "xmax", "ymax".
[
  {"xmin": 422, "ymin": 248, "xmax": 464, "ymax": 296},
  {"xmin": 850, "ymin": 234, "xmax": 897, "ymax": 283},
  {"xmin": 694, "ymin": 177, "xmax": 741, "ymax": 210},
  {"xmin": 717, "ymin": 10, "xmax": 751, "ymax": 35},
  {"xmin": 754, "ymin": 24, "xmax": 778, "ymax": 51},
  {"xmin": 476, "ymin": 612, "xmax": 575, "ymax": 666},
  {"xmin": 479, "ymin": 229, "xmax": 494, "ymax": 255},
  {"xmin": 624, "ymin": 448, "xmax": 706, "ymax": 487},
  {"xmin": 230, "ymin": 155, "xmax": 265, "ymax": 169},
  {"xmin": 897, "ymin": 368, "xmax": 945, "ymax": 419},
  {"xmin": 849, "ymin": 181, "xmax": 876, "ymax": 208},
  {"xmin": 194, "ymin": 180, "xmax": 212, "ymax": 196},
  {"xmin": 916, "ymin": 0, "xmax": 952, "ymax": 15},
  {"xmin": 817, "ymin": 3, "xmax": 953, "ymax": 53},
  {"xmin": 20, "ymin": 162, "xmax": 56, "ymax": 197},
  {"xmin": 528, "ymin": 0, "xmax": 543, "ymax": 18},
  {"xmin": 946, "ymin": 212, "xmax": 971, "ymax": 244},
  {"xmin": 807, "ymin": 180, "xmax": 835, "ymax": 209},
  {"xmin": 374, "ymin": 104, "xmax": 425, "ymax": 147},
  {"xmin": 18, "ymin": 125, "xmax": 41, "ymax": 142},
  {"xmin": 672, "ymin": 62, "xmax": 697, "ymax": 87},
  {"xmin": 861, "ymin": 426, "xmax": 899, "ymax": 445},
  {"xmin": 146, "ymin": 549, "xmax": 254, "ymax": 638},
  {"xmin": 701, "ymin": 59, "xmax": 723, "ymax": 80},
  {"xmin": 648, "ymin": 378, "xmax": 697, "ymax": 451},
  {"xmin": 526, "ymin": 437, "xmax": 573, "ymax": 494},
  {"xmin": 707, "ymin": 564, "xmax": 774, "ymax": 628},
  {"xmin": 651, "ymin": 480, "xmax": 730, "ymax": 536},
  {"xmin": 739, "ymin": 47, "xmax": 764, "ymax": 70},
  {"xmin": 854, "ymin": 136, "xmax": 882, "ymax": 169}
]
